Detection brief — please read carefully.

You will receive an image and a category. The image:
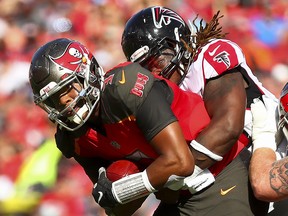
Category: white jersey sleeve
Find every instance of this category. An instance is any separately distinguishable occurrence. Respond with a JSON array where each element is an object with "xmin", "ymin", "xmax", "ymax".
[
  {"xmin": 181, "ymin": 39, "xmax": 248, "ymax": 96},
  {"xmin": 180, "ymin": 38, "xmax": 278, "ymax": 137}
]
